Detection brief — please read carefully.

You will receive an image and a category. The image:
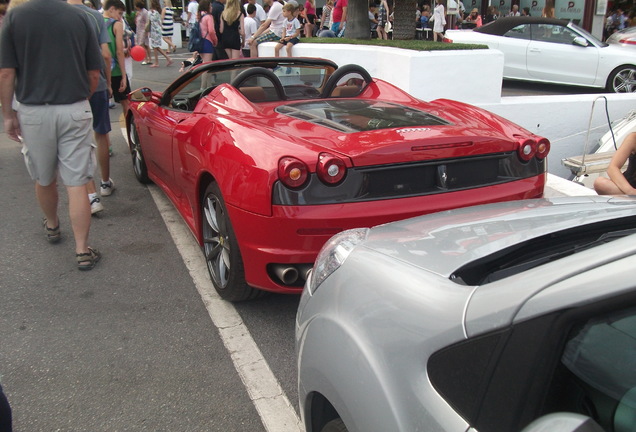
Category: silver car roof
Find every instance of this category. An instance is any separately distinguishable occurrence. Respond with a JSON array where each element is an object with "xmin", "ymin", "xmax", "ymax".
[{"xmin": 362, "ymin": 195, "xmax": 636, "ymax": 279}]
